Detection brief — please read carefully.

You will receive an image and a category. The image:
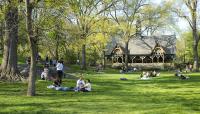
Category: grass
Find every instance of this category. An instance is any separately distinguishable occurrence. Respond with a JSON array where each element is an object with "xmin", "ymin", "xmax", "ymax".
[{"xmin": 0, "ymin": 67, "xmax": 200, "ymax": 114}]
